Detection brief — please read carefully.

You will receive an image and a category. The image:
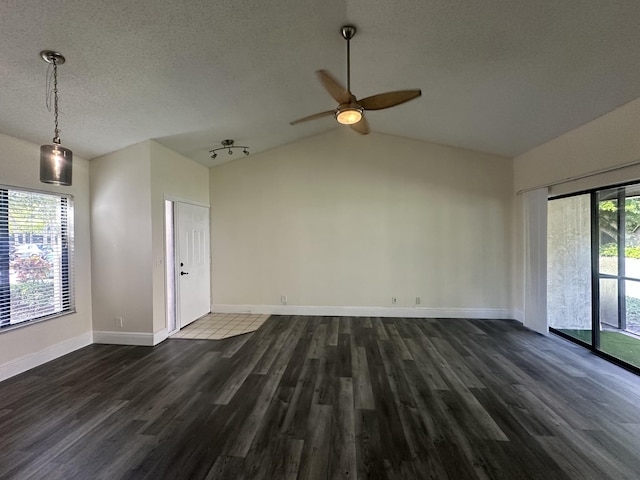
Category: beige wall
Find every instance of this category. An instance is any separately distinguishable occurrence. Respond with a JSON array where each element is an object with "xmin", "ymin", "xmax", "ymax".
[
  {"xmin": 210, "ymin": 130, "xmax": 514, "ymax": 314},
  {"xmin": 91, "ymin": 141, "xmax": 153, "ymax": 334},
  {"xmin": 514, "ymin": 96, "xmax": 640, "ymax": 195},
  {"xmin": 511, "ymin": 192, "xmax": 524, "ymax": 320},
  {"xmin": 0, "ymin": 133, "xmax": 92, "ymax": 380}
]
